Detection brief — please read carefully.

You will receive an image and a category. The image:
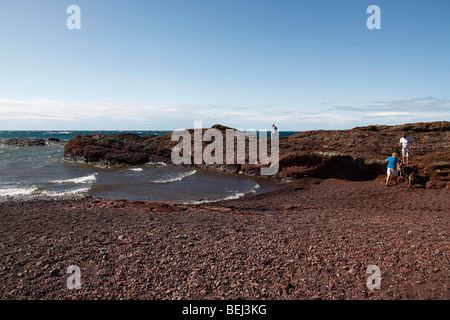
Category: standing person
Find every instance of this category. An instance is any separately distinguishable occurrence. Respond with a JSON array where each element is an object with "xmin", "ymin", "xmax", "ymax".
[
  {"xmin": 399, "ymin": 133, "xmax": 412, "ymax": 165},
  {"xmin": 271, "ymin": 124, "xmax": 279, "ymax": 140},
  {"xmin": 385, "ymin": 152, "xmax": 401, "ymax": 186}
]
